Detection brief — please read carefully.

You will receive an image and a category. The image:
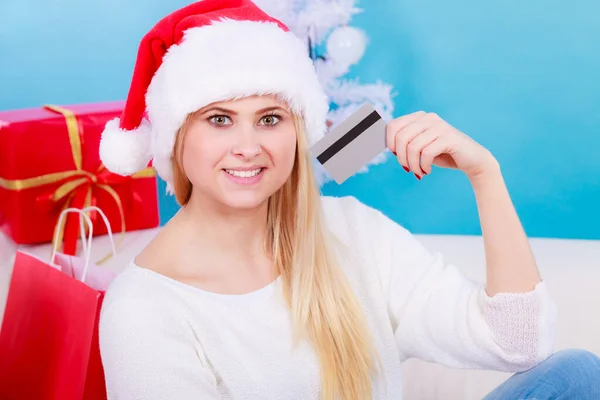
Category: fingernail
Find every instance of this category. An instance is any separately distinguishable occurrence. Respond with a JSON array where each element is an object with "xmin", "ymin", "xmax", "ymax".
[
  {"xmin": 422, "ymin": 170, "xmax": 428, "ymax": 175},
  {"xmin": 392, "ymin": 151, "xmax": 397, "ymax": 156},
  {"xmin": 402, "ymin": 166, "xmax": 410, "ymax": 172},
  {"xmin": 414, "ymin": 173, "xmax": 421, "ymax": 180}
]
